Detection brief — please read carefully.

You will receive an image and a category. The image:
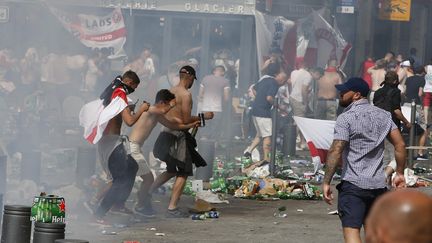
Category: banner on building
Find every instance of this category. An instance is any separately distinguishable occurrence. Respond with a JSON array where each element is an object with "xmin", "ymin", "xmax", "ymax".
[
  {"xmin": 50, "ymin": 7, "xmax": 127, "ymax": 58},
  {"xmin": 255, "ymin": 10, "xmax": 294, "ymax": 74},
  {"xmin": 296, "ymin": 10, "xmax": 352, "ymax": 70},
  {"xmin": 378, "ymin": 0, "xmax": 411, "ymax": 22}
]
